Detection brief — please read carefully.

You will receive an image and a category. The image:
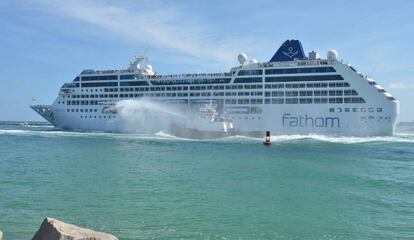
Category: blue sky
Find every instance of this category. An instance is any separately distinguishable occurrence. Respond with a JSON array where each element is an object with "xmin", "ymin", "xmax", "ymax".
[{"xmin": 0, "ymin": 0, "xmax": 413, "ymax": 121}]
